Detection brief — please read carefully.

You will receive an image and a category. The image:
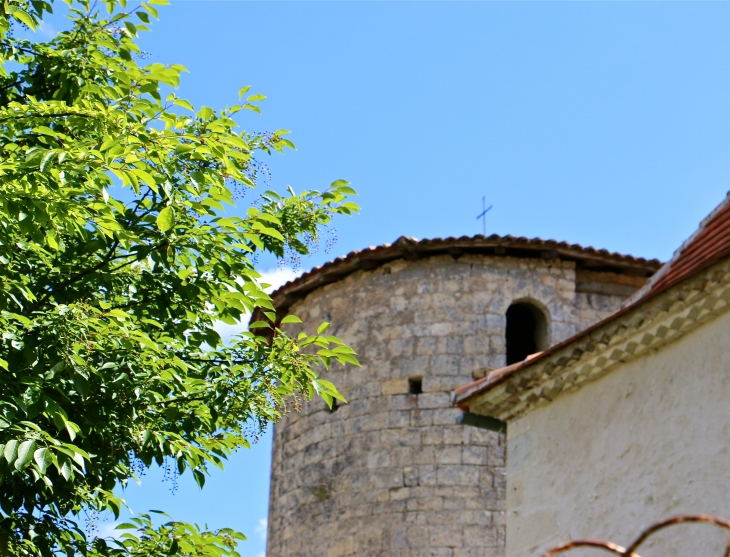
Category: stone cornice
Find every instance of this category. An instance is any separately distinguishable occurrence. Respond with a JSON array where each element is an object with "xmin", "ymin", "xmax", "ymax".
[{"xmin": 456, "ymin": 257, "xmax": 730, "ymax": 422}]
